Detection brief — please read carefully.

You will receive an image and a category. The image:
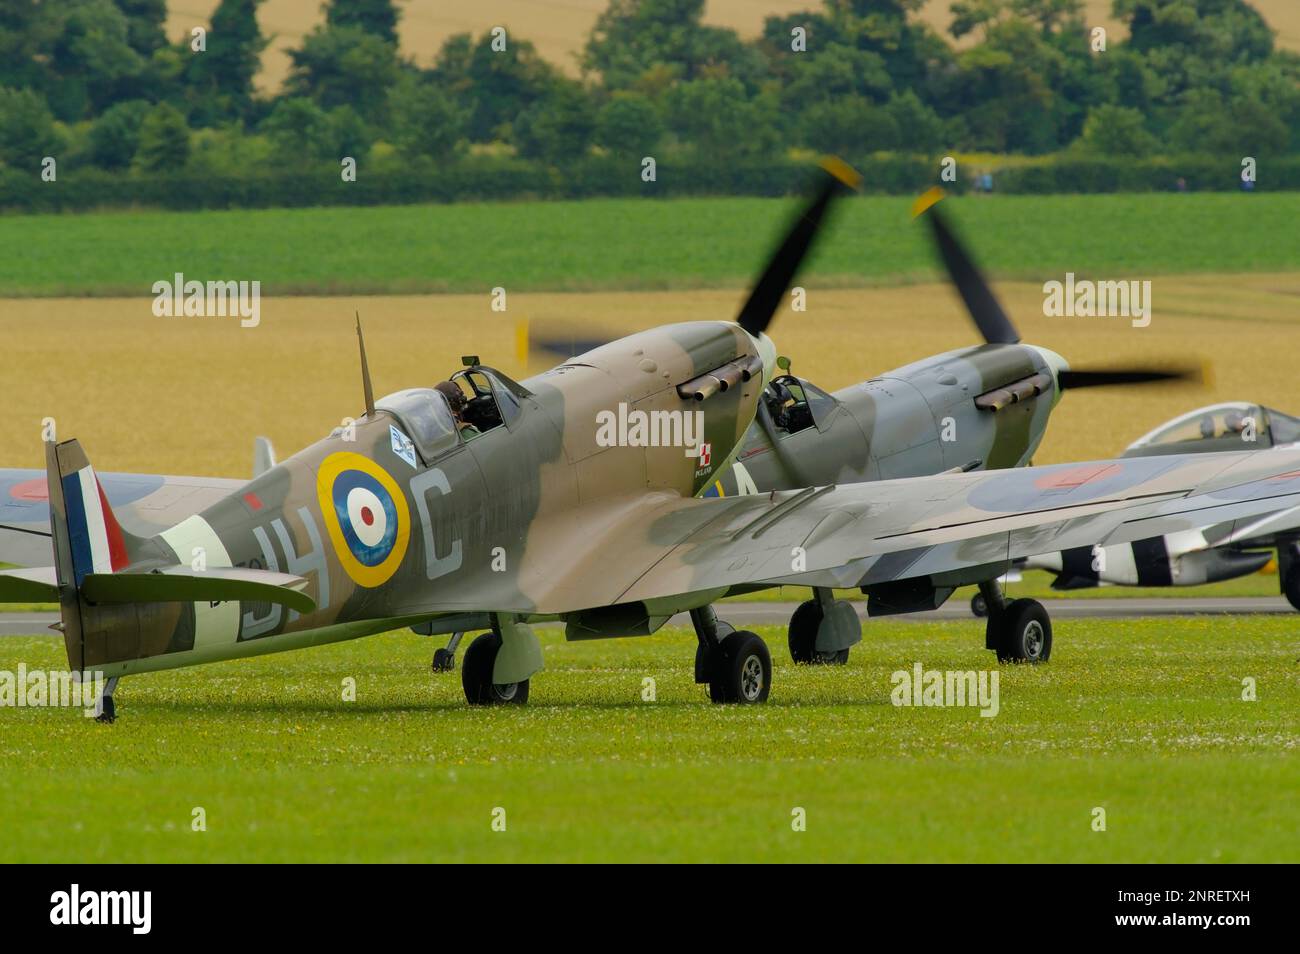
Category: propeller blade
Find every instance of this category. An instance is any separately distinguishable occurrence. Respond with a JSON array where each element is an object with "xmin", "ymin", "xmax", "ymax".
[
  {"xmin": 517, "ymin": 316, "xmax": 614, "ymax": 364},
  {"xmin": 1058, "ymin": 367, "xmax": 1203, "ymax": 390},
  {"xmin": 735, "ymin": 157, "xmax": 861, "ymax": 337},
  {"xmin": 530, "ymin": 334, "xmax": 613, "ymax": 359},
  {"xmin": 913, "ymin": 187, "xmax": 1019, "ymax": 346}
]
